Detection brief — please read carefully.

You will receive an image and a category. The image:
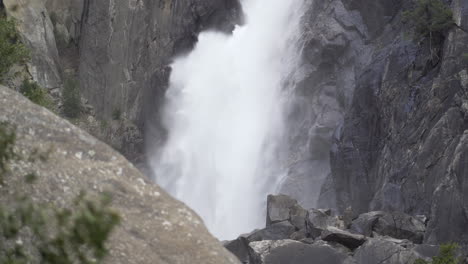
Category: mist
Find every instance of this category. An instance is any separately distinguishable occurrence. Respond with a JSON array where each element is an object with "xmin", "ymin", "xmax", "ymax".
[{"xmin": 151, "ymin": 0, "xmax": 307, "ymax": 240}]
